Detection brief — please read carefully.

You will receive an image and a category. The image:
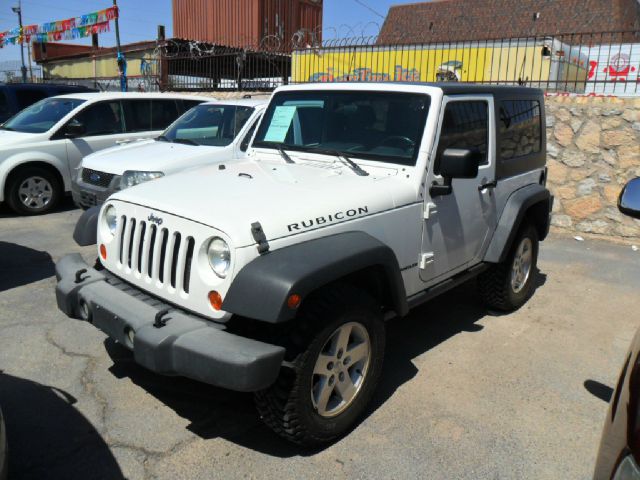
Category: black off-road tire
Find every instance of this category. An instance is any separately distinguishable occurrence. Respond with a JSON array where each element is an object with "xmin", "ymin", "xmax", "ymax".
[
  {"xmin": 254, "ymin": 284, "xmax": 385, "ymax": 447},
  {"xmin": 6, "ymin": 166, "xmax": 62, "ymax": 215},
  {"xmin": 478, "ymin": 222, "xmax": 539, "ymax": 311}
]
